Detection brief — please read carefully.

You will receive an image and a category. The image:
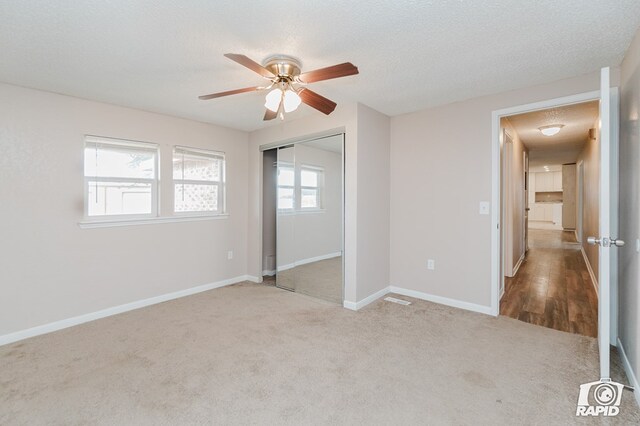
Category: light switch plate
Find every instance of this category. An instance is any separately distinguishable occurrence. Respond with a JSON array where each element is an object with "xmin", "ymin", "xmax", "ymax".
[{"xmin": 479, "ymin": 201, "xmax": 490, "ymax": 215}]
